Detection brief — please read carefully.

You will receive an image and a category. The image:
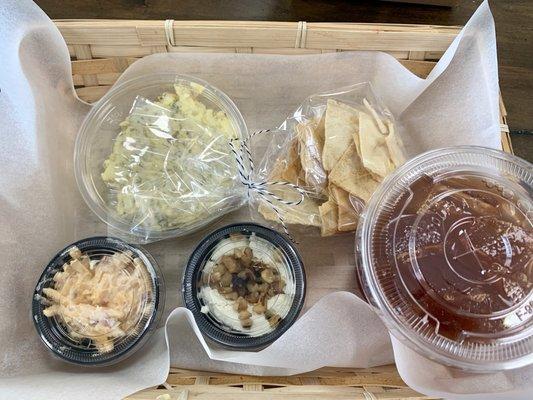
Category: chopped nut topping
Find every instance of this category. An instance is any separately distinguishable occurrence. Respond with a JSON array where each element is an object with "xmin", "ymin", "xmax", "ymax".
[
  {"xmin": 261, "ymin": 269, "xmax": 275, "ymax": 283},
  {"xmin": 252, "ymin": 304, "xmax": 266, "ymax": 314},
  {"xmin": 221, "ymin": 255, "xmax": 240, "ymax": 273},
  {"xmin": 241, "ymin": 318, "xmax": 253, "ymax": 328},
  {"xmin": 207, "ymin": 244, "xmax": 286, "ymax": 329},
  {"xmin": 238, "ymin": 310, "xmax": 252, "ymax": 320},
  {"xmin": 234, "ymin": 296, "xmax": 248, "ymax": 312},
  {"xmin": 224, "ymin": 292, "xmax": 238, "ymax": 301}
]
